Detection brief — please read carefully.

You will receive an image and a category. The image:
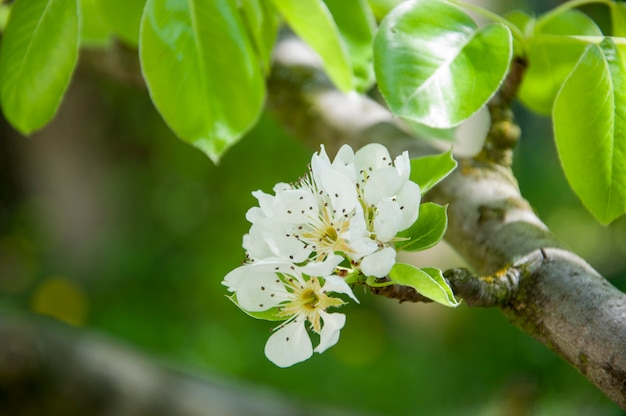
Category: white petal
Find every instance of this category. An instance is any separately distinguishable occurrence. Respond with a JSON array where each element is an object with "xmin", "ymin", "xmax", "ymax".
[
  {"xmin": 244, "ymin": 219, "xmax": 309, "ymax": 262},
  {"xmin": 243, "ymin": 225, "xmax": 274, "ymax": 260},
  {"xmin": 265, "ymin": 319, "xmax": 313, "ymax": 367},
  {"xmin": 363, "ymin": 167, "xmax": 402, "ymax": 205},
  {"xmin": 320, "ymin": 169, "xmax": 358, "ymax": 214},
  {"xmin": 374, "ymin": 198, "xmax": 403, "ymax": 242},
  {"xmin": 334, "ymin": 144, "xmax": 354, "ymax": 165},
  {"xmin": 330, "ymin": 145, "xmax": 356, "ymax": 181},
  {"xmin": 396, "ymin": 181, "xmax": 421, "ymax": 230},
  {"xmin": 245, "ymin": 206, "xmax": 266, "ymax": 224},
  {"xmin": 360, "ymin": 246, "xmax": 396, "ymax": 277},
  {"xmin": 322, "ymin": 275, "xmax": 359, "ymax": 303},
  {"xmin": 222, "ymin": 266, "xmax": 245, "ymax": 292},
  {"xmin": 314, "ymin": 311, "xmax": 346, "ymax": 354},
  {"xmin": 236, "ymin": 270, "xmax": 291, "ymax": 311},
  {"xmin": 394, "ymin": 151, "xmax": 411, "ymax": 182},
  {"xmin": 345, "ymin": 206, "xmax": 377, "ymax": 259},
  {"xmin": 354, "ymin": 143, "xmax": 392, "ymax": 175},
  {"xmin": 273, "ymin": 189, "xmax": 319, "ymax": 223},
  {"xmin": 252, "ymin": 190, "xmax": 275, "ymax": 218},
  {"xmin": 311, "ymin": 145, "xmax": 332, "ymax": 186},
  {"xmin": 273, "ymin": 182, "xmax": 292, "ymax": 193},
  {"xmin": 299, "ymin": 254, "xmax": 343, "ymax": 277}
]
